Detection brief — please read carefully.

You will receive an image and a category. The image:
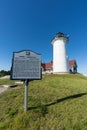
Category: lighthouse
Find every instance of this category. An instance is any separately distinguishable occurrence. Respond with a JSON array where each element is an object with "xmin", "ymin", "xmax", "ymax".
[{"xmin": 51, "ymin": 32, "xmax": 69, "ymax": 73}]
